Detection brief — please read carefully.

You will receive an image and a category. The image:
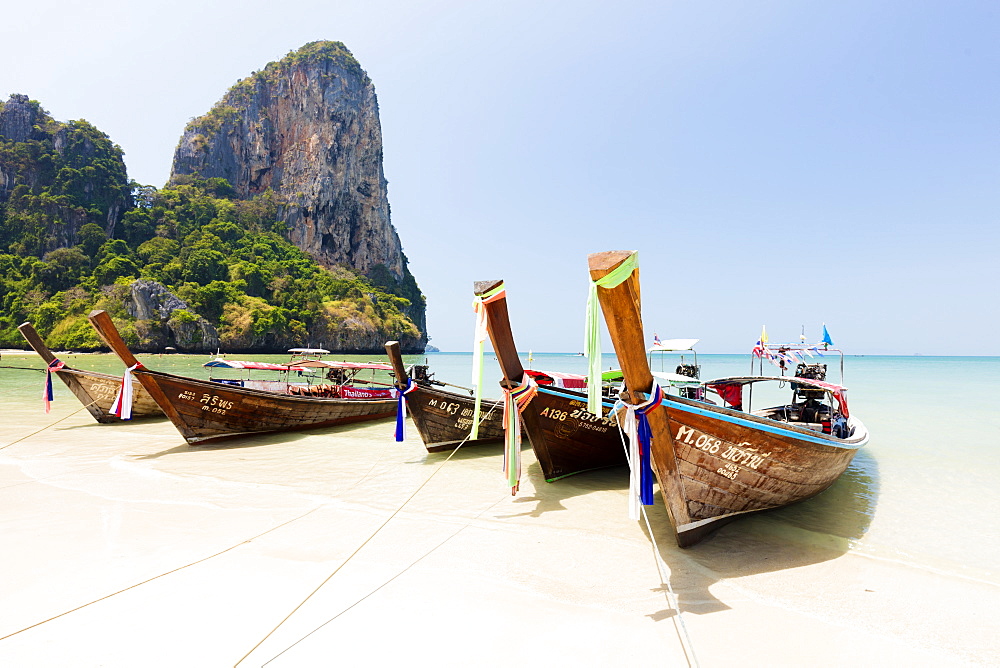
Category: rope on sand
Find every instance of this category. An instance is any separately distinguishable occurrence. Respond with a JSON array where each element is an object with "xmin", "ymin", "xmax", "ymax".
[
  {"xmin": 262, "ymin": 492, "xmax": 509, "ymax": 665},
  {"xmin": 234, "ymin": 402, "xmax": 502, "ymax": 667},
  {"xmin": 0, "ymin": 405, "xmax": 490, "ymax": 642},
  {"xmin": 616, "ymin": 420, "xmax": 701, "ymax": 668},
  {"xmin": 0, "ymin": 505, "xmax": 324, "ymax": 643},
  {"xmin": 0, "ymin": 401, "xmax": 97, "ymax": 452}
]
